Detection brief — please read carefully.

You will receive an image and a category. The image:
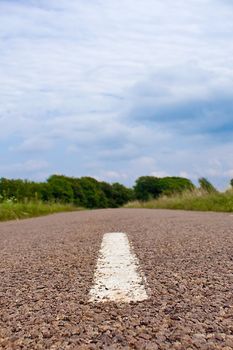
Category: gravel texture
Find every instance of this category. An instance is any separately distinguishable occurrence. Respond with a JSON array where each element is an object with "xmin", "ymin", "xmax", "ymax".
[{"xmin": 0, "ymin": 209, "xmax": 233, "ymax": 349}]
